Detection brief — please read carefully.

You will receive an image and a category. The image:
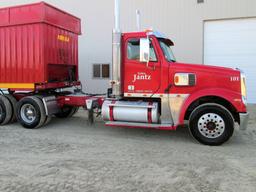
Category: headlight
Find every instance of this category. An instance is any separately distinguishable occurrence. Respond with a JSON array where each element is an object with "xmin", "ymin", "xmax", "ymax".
[{"xmin": 241, "ymin": 72, "xmax": 247, "ymax": 104}]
